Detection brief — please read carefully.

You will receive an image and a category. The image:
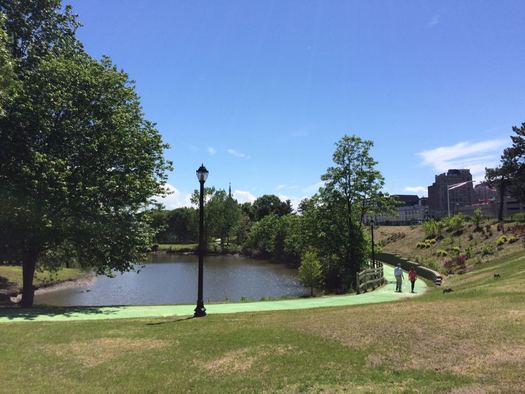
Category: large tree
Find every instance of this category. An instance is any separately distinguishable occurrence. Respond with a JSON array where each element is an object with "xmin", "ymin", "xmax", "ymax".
[
  {"xmin": 303, "ymin": 135, "xmax": 391, "ymax": 291},
  {"xmin": 485, "ymin": 122, "xmax": 525, "ymax": 220},
  {"xmin": 507, "ymin": 122, "xmax": 525, "ymax": 201},
  {"xmin": 0, "ymin": 2, "xmax": 170, "ymax": 307}
]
